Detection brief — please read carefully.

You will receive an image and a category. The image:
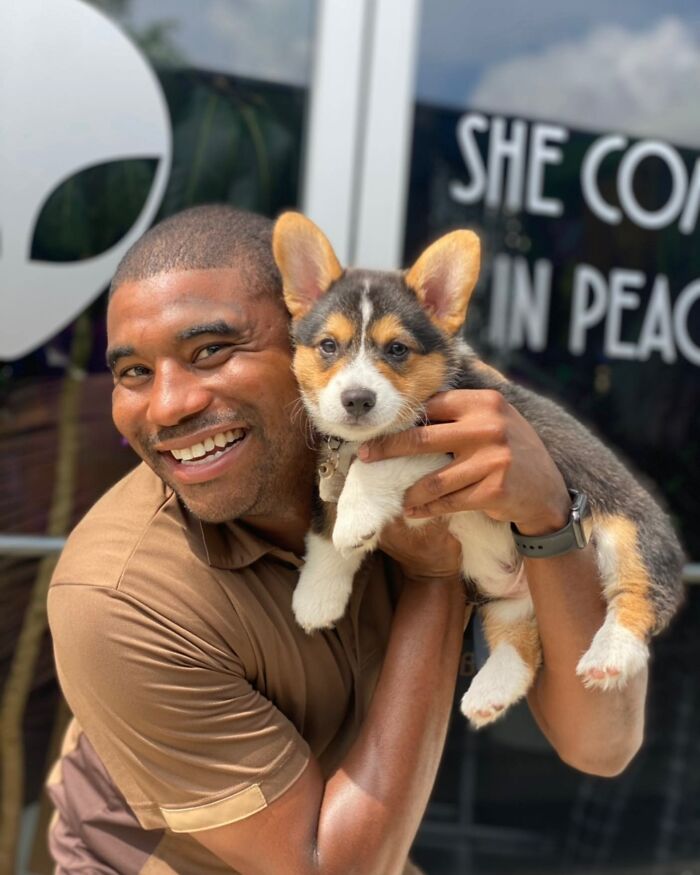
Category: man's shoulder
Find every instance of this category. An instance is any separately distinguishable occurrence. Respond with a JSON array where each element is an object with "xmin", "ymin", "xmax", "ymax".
[{"xmin": 50, "ymin": 462, "xmax": 209, "ymax": 594}]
